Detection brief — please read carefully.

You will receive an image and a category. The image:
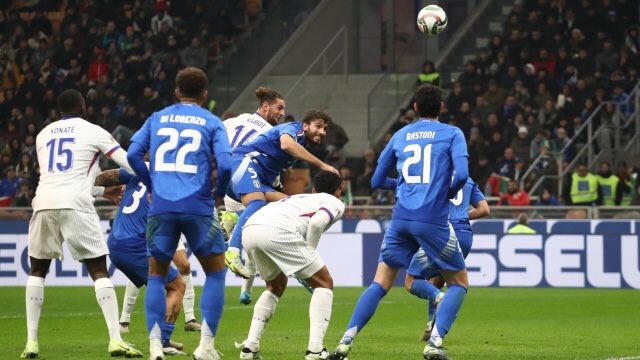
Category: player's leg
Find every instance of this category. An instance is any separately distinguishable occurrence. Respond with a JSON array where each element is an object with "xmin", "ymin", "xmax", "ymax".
[
  {"xmin": 146, "ymin": 213, "xmax": 183, "ymax": 360},
  {"xmin": 22, "ymin": 210, "xmax": 57, "ymax": 358},
  {"xmin": 239, "ymin": 255, "xmax": 257, "ymax": 305},
  {"xmin": 237, "ymin": 224, "xmax": 285, "ymax": 359},
  {"xmin": 180, "ymin": 213, "xmax": 226, "ymax": 360},
  {"xmin": 172, "ymin": 243, "xmax": 201, "ymax": 331},
  {"xmin": 60, "ymin": 210, "xmax": 142, "ymax": 357},
  {"xmin": 299, "ymin": 264, "xmax": 334, "ymax": 360},
  {"xmin": 119, "ymin": 281, "xmax": 140, "ymax": 333},
  {"xmin": 226, "ymin": 191, "xmax": 266, "ymax": 277},
  {"xmin": 161, "ymin": 265, "xmax": 187, "ymax": 355},
  {"xmin": 108, "ymin": 247, "xmax": 149, "ymax": 334},
  {"xmin": 404, "ymin": 250, "xmax": 445, "ymax": 341},
  {"xmin": 329, "ymin": 220, "xmax": 416, "ymax": 360}
]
